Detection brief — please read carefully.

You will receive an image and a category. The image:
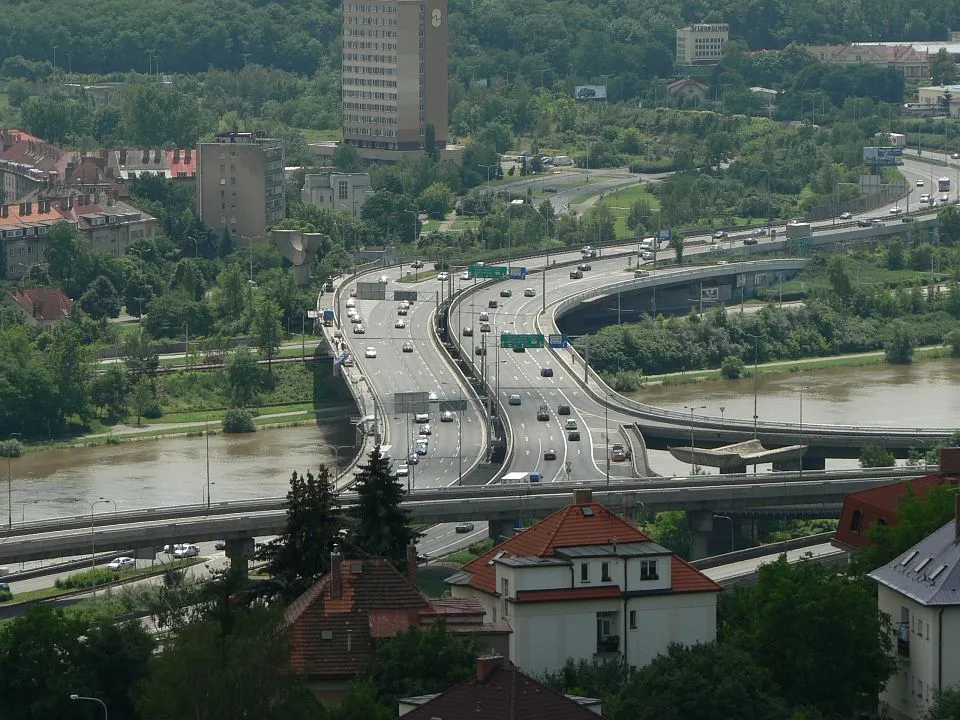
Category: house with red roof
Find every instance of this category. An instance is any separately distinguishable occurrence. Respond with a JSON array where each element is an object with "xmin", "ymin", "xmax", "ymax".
[
  {"xmin": 446, "ymin": 489, "xmax": 721, "ymax": 675},
  {"xmin": 834, "ymin": 448, "xmax": 960, "ymax": 552},
  {"xmin": 398, "ymin": 655, "xmax": 603, "ymax": 719},
  {"xmin": 4, "ymin": 286, "xmax": 75, "ymax": 328},
  {"xmin": 284, "ymin": 546, "xmax": 510, "ymax": 706}
]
